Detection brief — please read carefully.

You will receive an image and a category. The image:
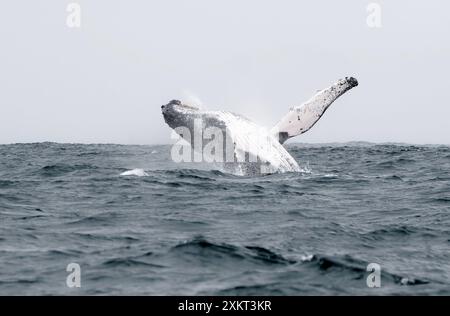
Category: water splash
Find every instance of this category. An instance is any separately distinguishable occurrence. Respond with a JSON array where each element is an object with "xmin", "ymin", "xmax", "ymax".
[
  {"xmin": 120, "ymin": 168, "xmax": 149, "ymax": 177},
  {"xmin": 181, "ymin": 89, "xmax": 204, "ymax": 109}
]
